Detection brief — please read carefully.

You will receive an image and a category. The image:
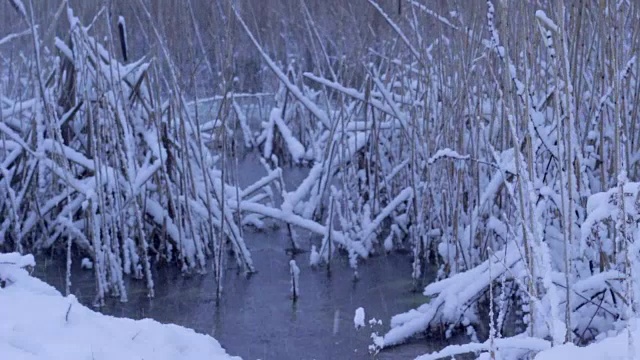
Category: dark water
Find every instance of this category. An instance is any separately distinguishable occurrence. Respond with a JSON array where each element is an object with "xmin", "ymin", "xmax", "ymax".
[{"xmin": 34, "ymin": 229, "xmax": 461, "ymax": 360}]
